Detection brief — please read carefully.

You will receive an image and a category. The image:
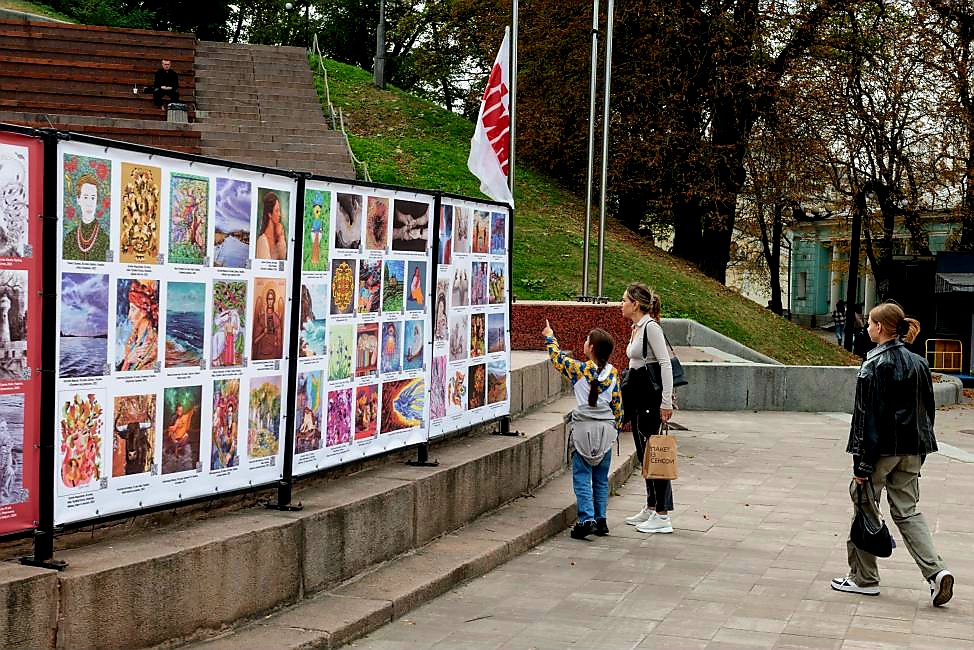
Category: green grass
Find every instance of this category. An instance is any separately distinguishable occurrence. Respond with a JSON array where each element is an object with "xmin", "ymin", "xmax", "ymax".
[
  {"xmin": 311, "ymin": 55, "xmax": 857, "ymax": 366},
  {"xmin": 0, "ymin": 0, "xmax": 74, "ymax": 21}
]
